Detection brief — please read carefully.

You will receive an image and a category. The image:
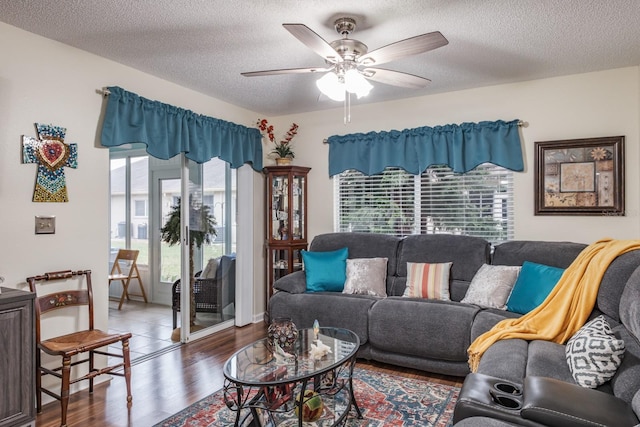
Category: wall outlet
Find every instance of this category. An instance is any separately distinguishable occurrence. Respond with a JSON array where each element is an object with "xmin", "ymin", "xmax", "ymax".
[{"xmin": 35, "ymin": 216, "xmax": 56, "ymax": 234}]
